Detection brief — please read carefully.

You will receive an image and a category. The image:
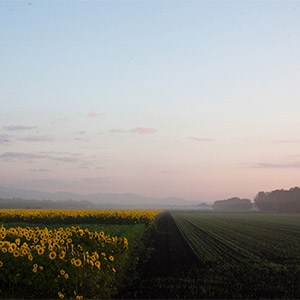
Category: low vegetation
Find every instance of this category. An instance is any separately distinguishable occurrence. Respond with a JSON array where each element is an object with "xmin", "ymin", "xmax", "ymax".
[
  {"xmin": 0, "ymin": 209, "xmax": 162, "ymax": 299},
  {"xmin": 0, "ymin": 209, "xmax": 161, "ymax": 225},
  {"xmin": 172, "ymin": 212, "xmax": 300, "ymax": 298}
]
